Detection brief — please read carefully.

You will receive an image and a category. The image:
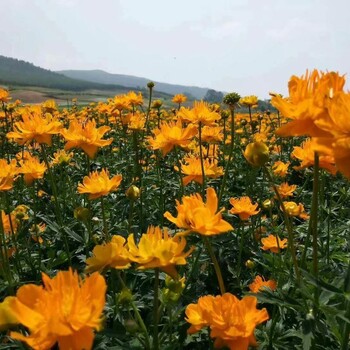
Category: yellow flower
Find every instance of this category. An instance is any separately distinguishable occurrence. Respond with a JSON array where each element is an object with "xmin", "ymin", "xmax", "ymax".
[
  {"xmin": 0, "ymin": 297, "xmax": 18, "ymax": 331},
  {"xmin": 249, "ymin": 275, "xmax": 277, "ymax": 293},
  {"xmin": 179, "ymin": 155, "xmax": 223, "ymax": 186},
  {"xmin": 275, "ymin": 182, "xmax": 297, "ymax": 198},
  {"xmin": 51, "ymin": 149, "xmax": 74, "ymax": 166},
  {"xmin": 272, "ymin": 161, "xmax": 290, "ymax": 177},
  {"xmin": 229, "ymin": 196, "xmax": 260, "ymax": 221},
  {"xmin": 13, "ymin": 204, "xmax": 30, "ymax": 220},
  {"xmin": 283, "ymin": 201, "xmax": 309, "ymax": 220},
  {"xmin": 86, "ymin": 235, "xmax": 131, "ymax": 273},
  {"xmin": 244, "ymin": 142, "xmax": 269, "ymax": 167},
  {"xmin": 78, "ymin": 169, "xmax": 122, "ymax": 200},
  {"xmin": 240, "ymin": 95, "xmax": 259, "ymax": 108},
  {"xmin": 7, "ymin": 112, "xmax": 62, "ymax": 146},
  {"xmin": 41, "ymin": 99, "xmax": 58, "ymax": 114},
  {"xmin": 178, "ymin": 101, "xmax": 221, "ymax": 126},
  {"xmin": 61, "ymin": 119, "xmax": 113, "ymax": 159},
  {"xmin": 148, "ymin": 119, "xmax": 197, "ymax": 156},
  {"xmin": 261, "ymin": 234, "xmax": 287, "ymax": 253},
  {"xmin": 9, "ymin": 269, "xmax": 106, "ymax": 350},
  {"xmin": 172, "ymin": 94, "xmax": 187, "ymax": 105},
  {"xmin": 19, "ymin": 153, "xmax": 47, "ymax": 186},
  {"xmin": 164, "ymin": 187, "xmax": 233, "ymax": 236},
  {"xmin": 0, "ymin": 158, "xmax": 18, "ymax": 192},
  {"xmin": 127, "ymin": 226, "xmax": 194, "ymax": 278},
  {"xmin": 185, "ymin": 293, "xmax": 269, "ymax": 350}
]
